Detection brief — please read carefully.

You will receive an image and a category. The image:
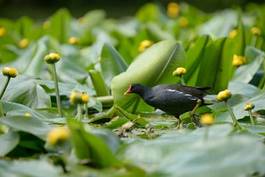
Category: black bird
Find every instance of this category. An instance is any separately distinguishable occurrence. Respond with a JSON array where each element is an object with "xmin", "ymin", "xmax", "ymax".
[{"xmin": 124, "ymin": 83, "xmax": 210, "ymax": 120}]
